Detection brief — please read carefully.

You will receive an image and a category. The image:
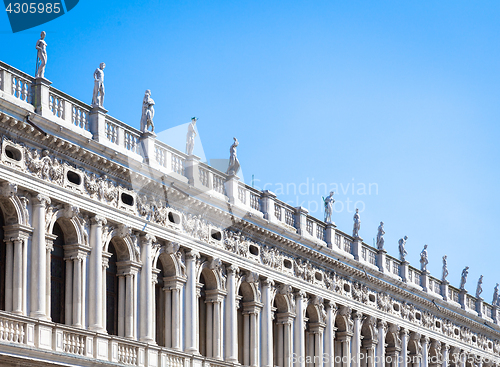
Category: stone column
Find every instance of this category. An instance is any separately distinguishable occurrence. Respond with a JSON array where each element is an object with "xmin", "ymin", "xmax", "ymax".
[
  {"xmin": 364, "ymin": 341, "xmax": 377, "ymax": 367},
  {"xmin": 65, "ymin": 258, "xmax": 73, "ymax": 325},
  {"xmin": 324, "ymin": 302, "xmax": 337, "ymax": 367},
  {"xmin": 30, "ymin": 194, "xmax": 50, "ymax": 319},
  {"xmin": 164, "ymin": 276, "xmax": 186, "ymax": 350},
  {"xmin": 377, "ymin": 320, "xmax": 387, "ymax": 367},
  {"xmin": 118, "ymin": 275, "xmax": 125, "ymax": 337},
  {"xmin": 12, "ymin": 239, "xmax": 23, "ymax": 315},
  {"xmin": 225, "ymin": 265, "xmax": 239, "ymax": 362},
  {"xmin": 284, "ymin": 314, "xmax": 294, "ymax": 367},
  {"xmin": 309, "ymin": 323, "xmax": 325, "ymax": 367},
  {"xmin": 139, "ymin": 234, "xmax": 155, "ymax": 343},
  {"xmin": 164, "ymin": 287, "xmax": 172, "ymax": 347},
  {"xmin": 441, "ymin": 344, "xmax": 449, "ymax": 367},
  {"xmin": 338, "ymin": 333, "xmax": 351, "ymax": 367},
  {"xmin": 352, "ymin": 311, "xmax": 363, "ymax": 367},
  {"xmin": 185, "ymin": 250, "xmax": 200, "ymax": 354},
  {"xmin": 262, "ymin": 279, "xmax": 275, "ymax": 367},
  {"xmin": 101, "ymin": 254, "xmax": 109, "ymax": 332},
  {"xmin": 45, "ymin": 238, "xmax": 53, "ymax": 320},
  {"xmin": 213, "ymin": 298, "xmax": 223, "ymax": 360},
  {"xmin": 294, "ymin": 291, "xmax": 307, "ymax": 367},
  {"xmin": 171, "ymin": 284, "xmax": 182, "ymax": 350},
  {"xmin": 400, "ymin": 328, "xmax": 409, "ymax": 367},
  {"xmin": 89, "ymin": 216, "xmax": 106, "ymax": 332},
  {"xmin": 421, "ymin": 336, "xmax": 430, "ymax": 367},
  {"xmin": 5, "ymin": 240, "xmax": 13, "ymax": 312},
  {"xmin": 125, "ymin": 273, "xmax": 134, "ymax": 338},
  {"xmin": 73, "ymin": 255, "xmax": 83, "ymax": 327}
]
